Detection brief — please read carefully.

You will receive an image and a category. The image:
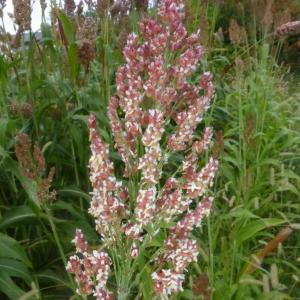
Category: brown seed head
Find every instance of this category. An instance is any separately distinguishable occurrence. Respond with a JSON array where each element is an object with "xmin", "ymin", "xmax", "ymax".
[
  {"xmin": 109, "ymin": 0, "xmax": 131, "ymax": 19},
  {"xmin": 15, "ymin": 133, "xmax": 35, "ymax": 180},
  {"xmin": 76, "ymin": 16, "xmax": 98, "ymax": 66},
  {"xmin": 229, "ymin": 19, "xmax": 247, "ymax": 46},
  {"xmin": 134, "ymin": 0, "xmax": 148, "ymax": 11},
  {"xmin": 276, "ymin": 20, "xmax": 300, "ymax": 37},
  {"xmin": 76, "ymin": 0, "xmax": 84, "ymax": 17},
  {"xmin": 78, "ymin": 39, "xmax": 96, "ymax": 67},
  {"xmin": 64, "ymin": 0, "xmax": 76, "ymax": 17},
  {"xmin": 21, "ymin": 102, "xmax": 33, "ymax": 118},
  {"xmin": 16, "ymin": 133, "xmax": 56, "ymax": 203},
  {"xmin": 8, "ymin": 101, "xmax": 19, "ymax": 115},
  {"xmin": 12, "ymin": 0, "xmax": 31, "ymax": 31},
  {"xmin": 40, "ymin": 0, "xmax": 46, "ymax": 13},
  {"xmin": 33, "ymin": 142, "xmax": 46, "ymax": 175},
  {"xmin": 10, "ymin": 29, "xmax": 22, "ymax": 49},
  {"xmin": 76, "ymin": 16, "xmax": 97, "ymax": 42},
  {"xmin": 192, "ymin": 273, "xmax": 212, "ymax": 300},
  {"xmin": 96, "ymin": 0, "xmax": 112, "ymax": 16}
]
